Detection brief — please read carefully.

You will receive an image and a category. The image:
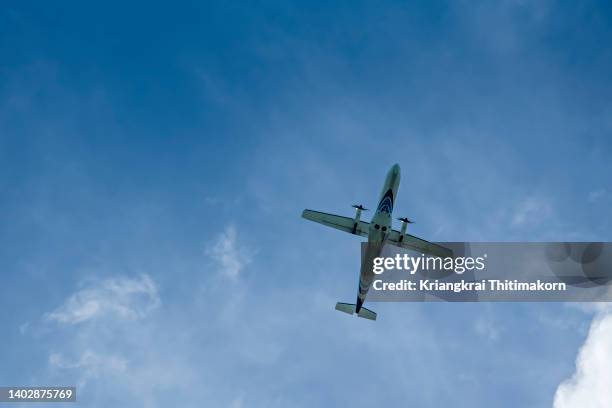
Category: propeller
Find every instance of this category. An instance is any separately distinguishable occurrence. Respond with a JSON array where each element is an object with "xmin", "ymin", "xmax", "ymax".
[
  {"xmin": 397, "ymin": 217, "xmax": 414, "ymax": 224},
  {"xmin": 352, "ymin": 204, "xmax": 369, "ymax": 211}
]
